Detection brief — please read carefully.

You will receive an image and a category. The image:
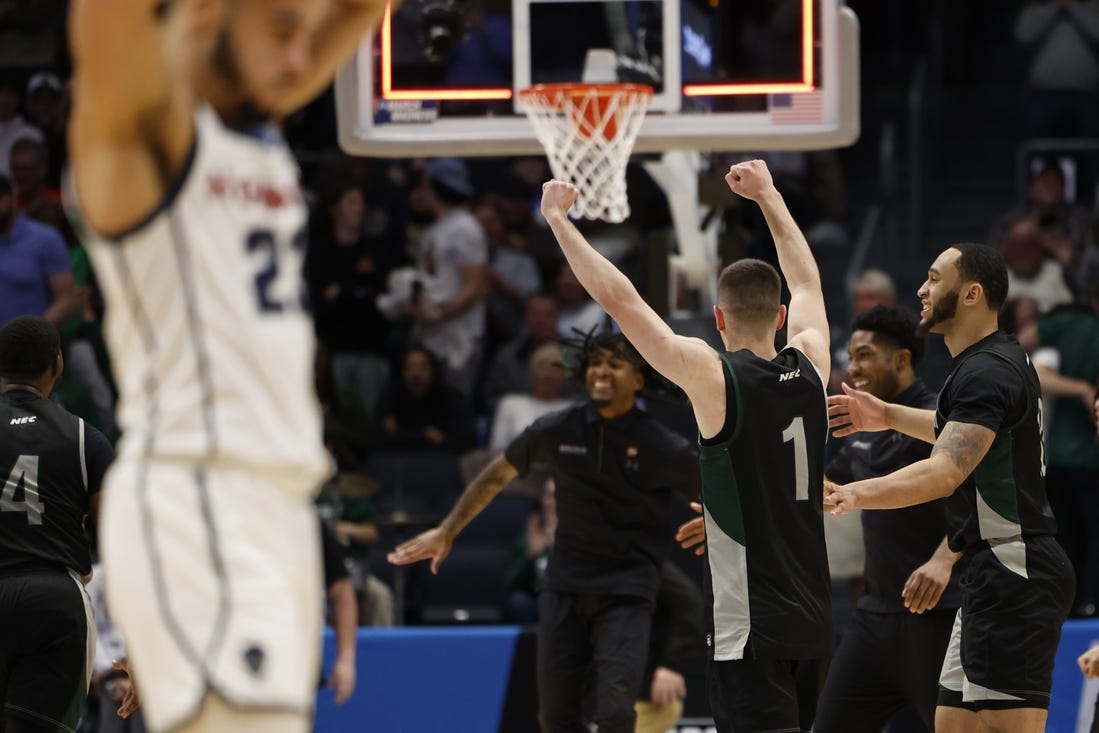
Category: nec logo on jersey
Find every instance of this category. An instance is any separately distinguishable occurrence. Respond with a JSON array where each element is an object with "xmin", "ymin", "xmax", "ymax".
[
  {"xmin": 9, "ymin": 416, "xmax": 36, "ymax": 426},
  {"xmin": 778, "ymin": 369, "xmax": 801, "ymax": 383}
]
